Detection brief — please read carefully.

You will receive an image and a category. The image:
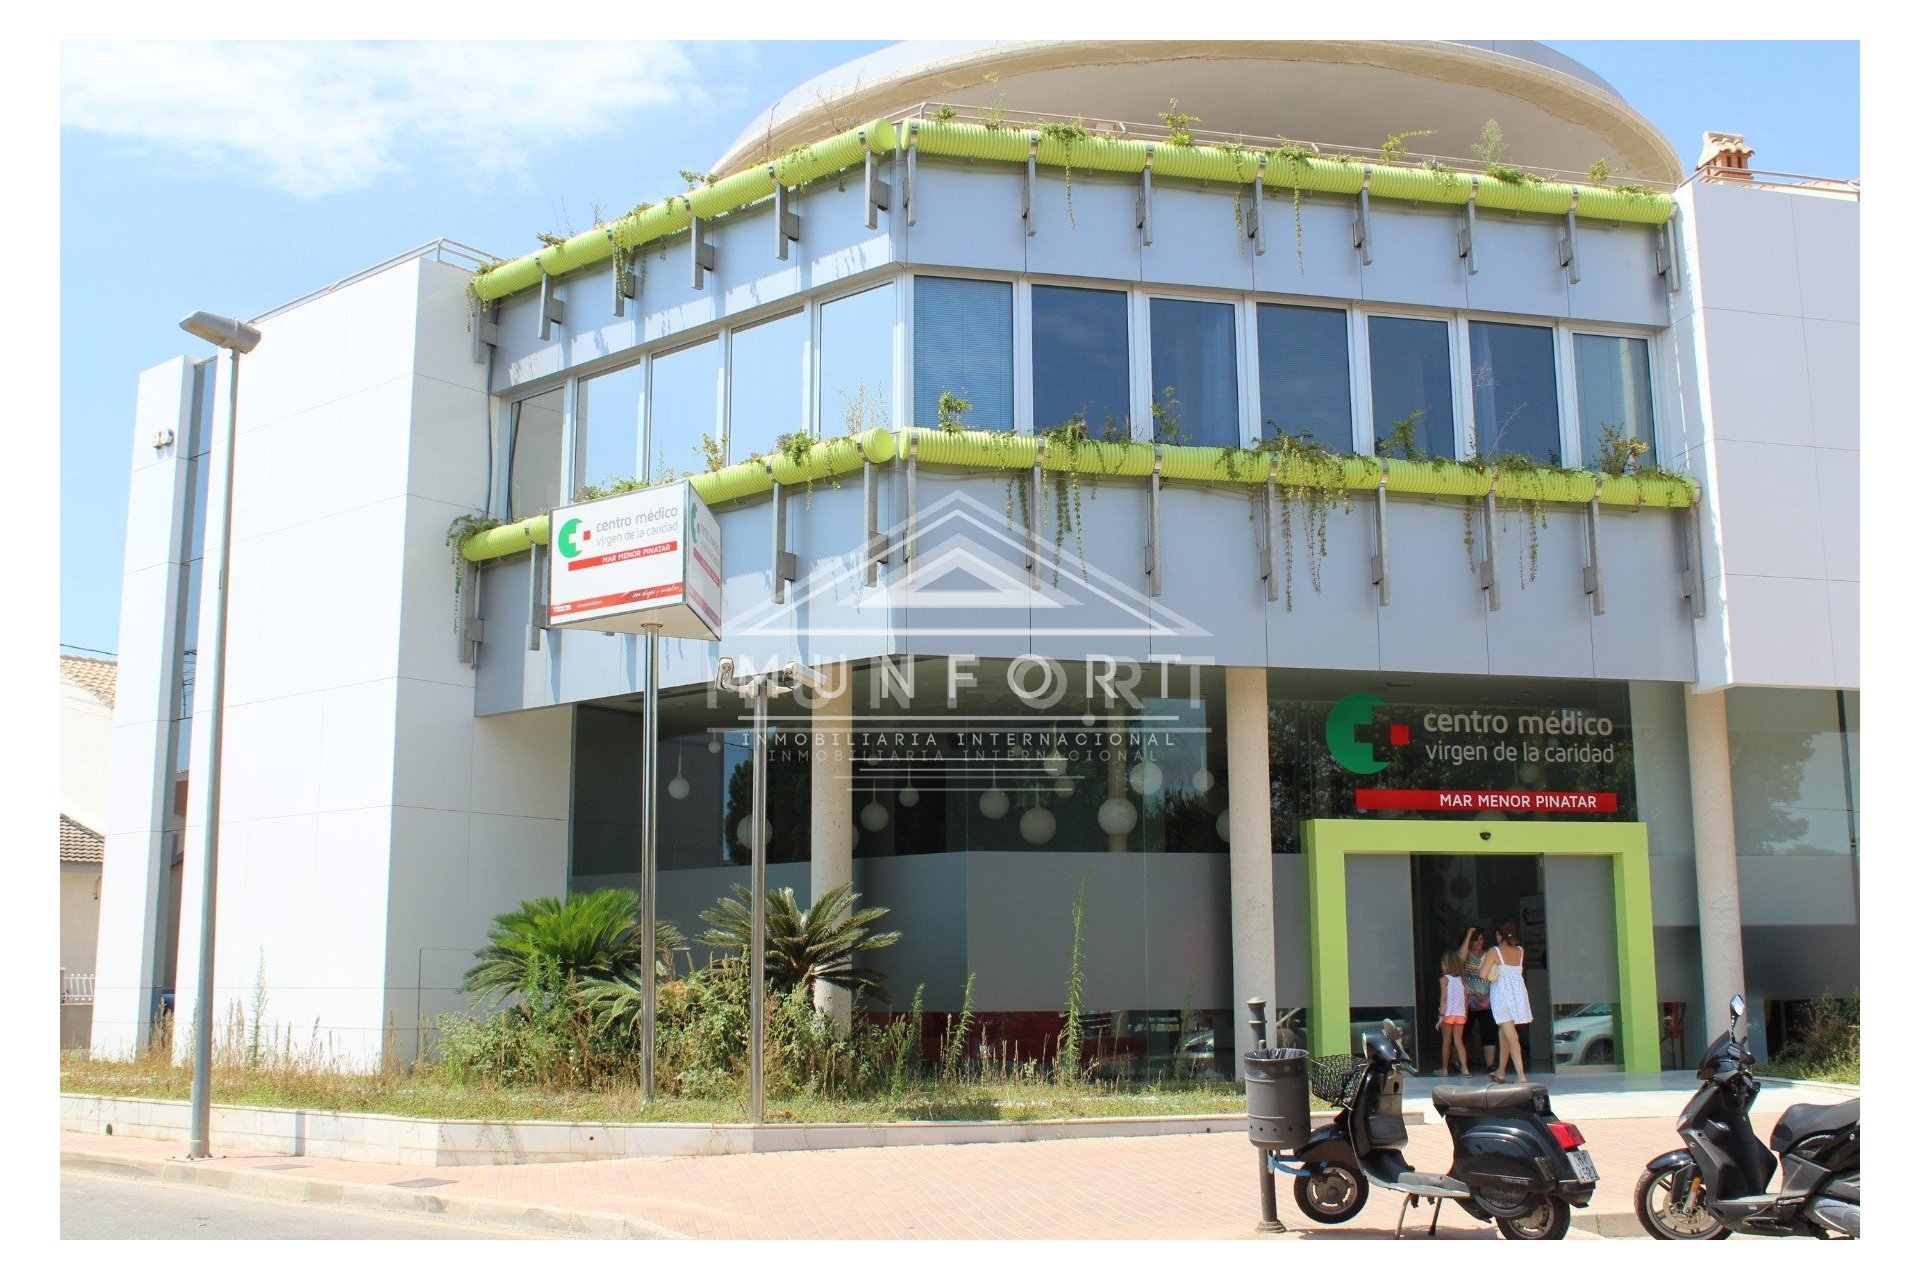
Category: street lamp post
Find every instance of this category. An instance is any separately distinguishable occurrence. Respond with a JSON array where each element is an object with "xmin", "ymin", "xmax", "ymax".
[{"xmin": 177, "ymin": 310, "xmax": 262, "ymax": 1160}]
